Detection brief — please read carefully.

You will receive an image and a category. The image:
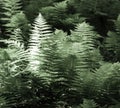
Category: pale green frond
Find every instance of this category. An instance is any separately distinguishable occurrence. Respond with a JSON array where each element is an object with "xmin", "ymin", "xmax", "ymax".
[
  {"xmin": 71, "ymin": 22, "xmax": 101, "ymax": 73},
  {"xmin": 27, "ymin": 13, "xmax": 52, "ymax": 77}
]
